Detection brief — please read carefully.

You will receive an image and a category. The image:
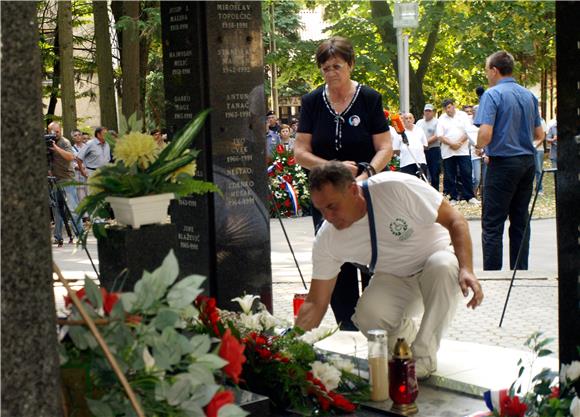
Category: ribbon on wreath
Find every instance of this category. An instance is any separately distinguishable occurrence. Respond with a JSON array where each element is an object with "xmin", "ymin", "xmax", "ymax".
[{"xmin": 278, "ymin": 176, "xmax": 299, "ymax": 215}]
